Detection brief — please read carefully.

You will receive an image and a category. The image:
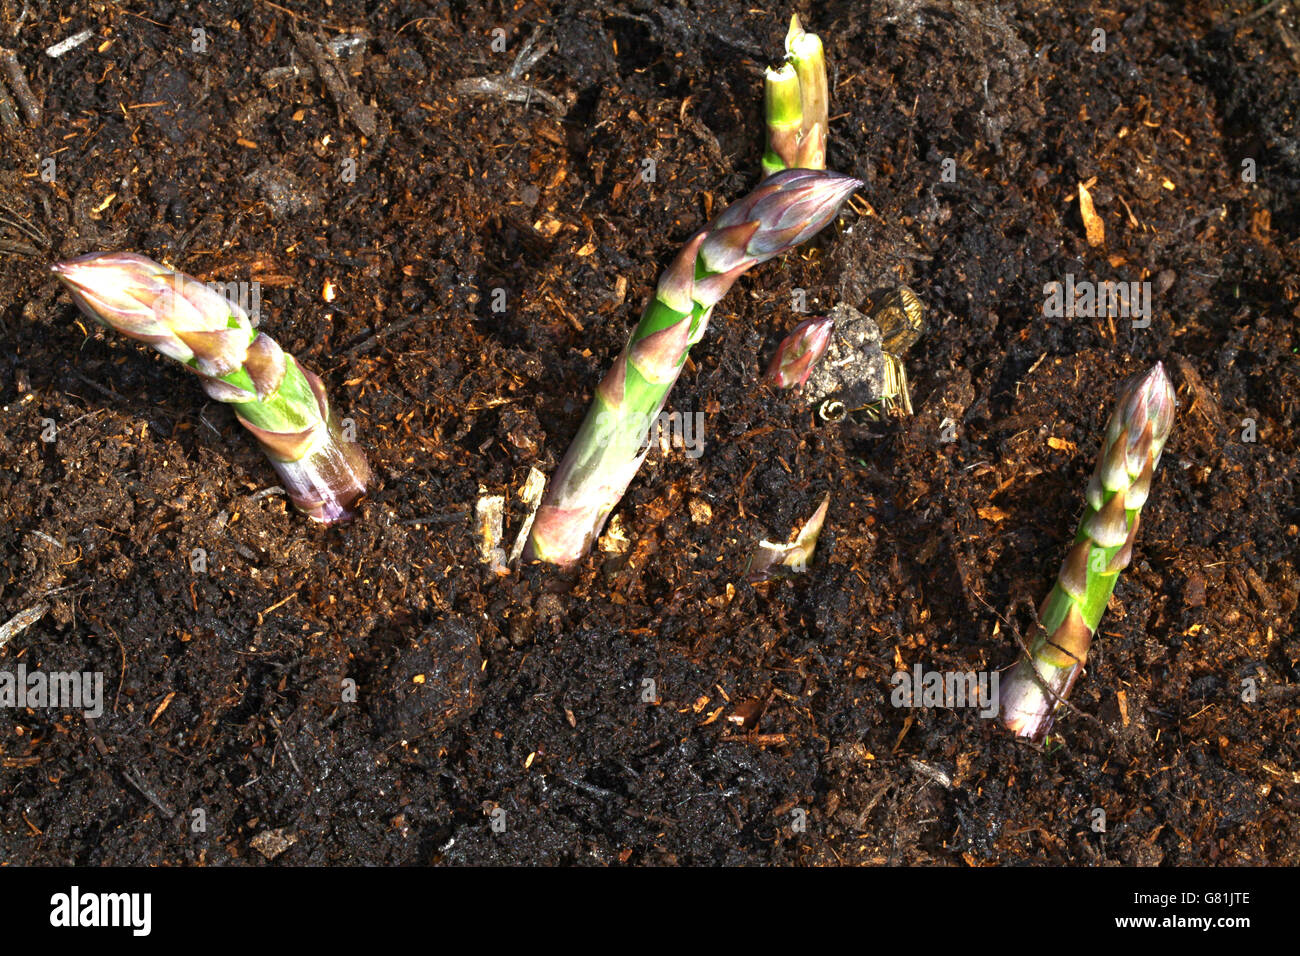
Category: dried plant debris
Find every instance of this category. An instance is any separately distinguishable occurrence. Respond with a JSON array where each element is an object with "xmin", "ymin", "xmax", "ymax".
[
  {"xmin": 454, "ymin": 29, "xmax": 568, "ymax": 114},
  {"xmin": 871, "ymin": 286, "xmax": 927, "ymax": 357}
]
